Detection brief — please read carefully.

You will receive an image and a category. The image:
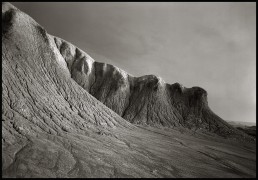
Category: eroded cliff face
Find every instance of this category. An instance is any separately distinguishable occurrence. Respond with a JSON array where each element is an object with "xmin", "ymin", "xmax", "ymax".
[{"xmin": 53, "ymin": 34, "xmax": 238, "ymax": 138}]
